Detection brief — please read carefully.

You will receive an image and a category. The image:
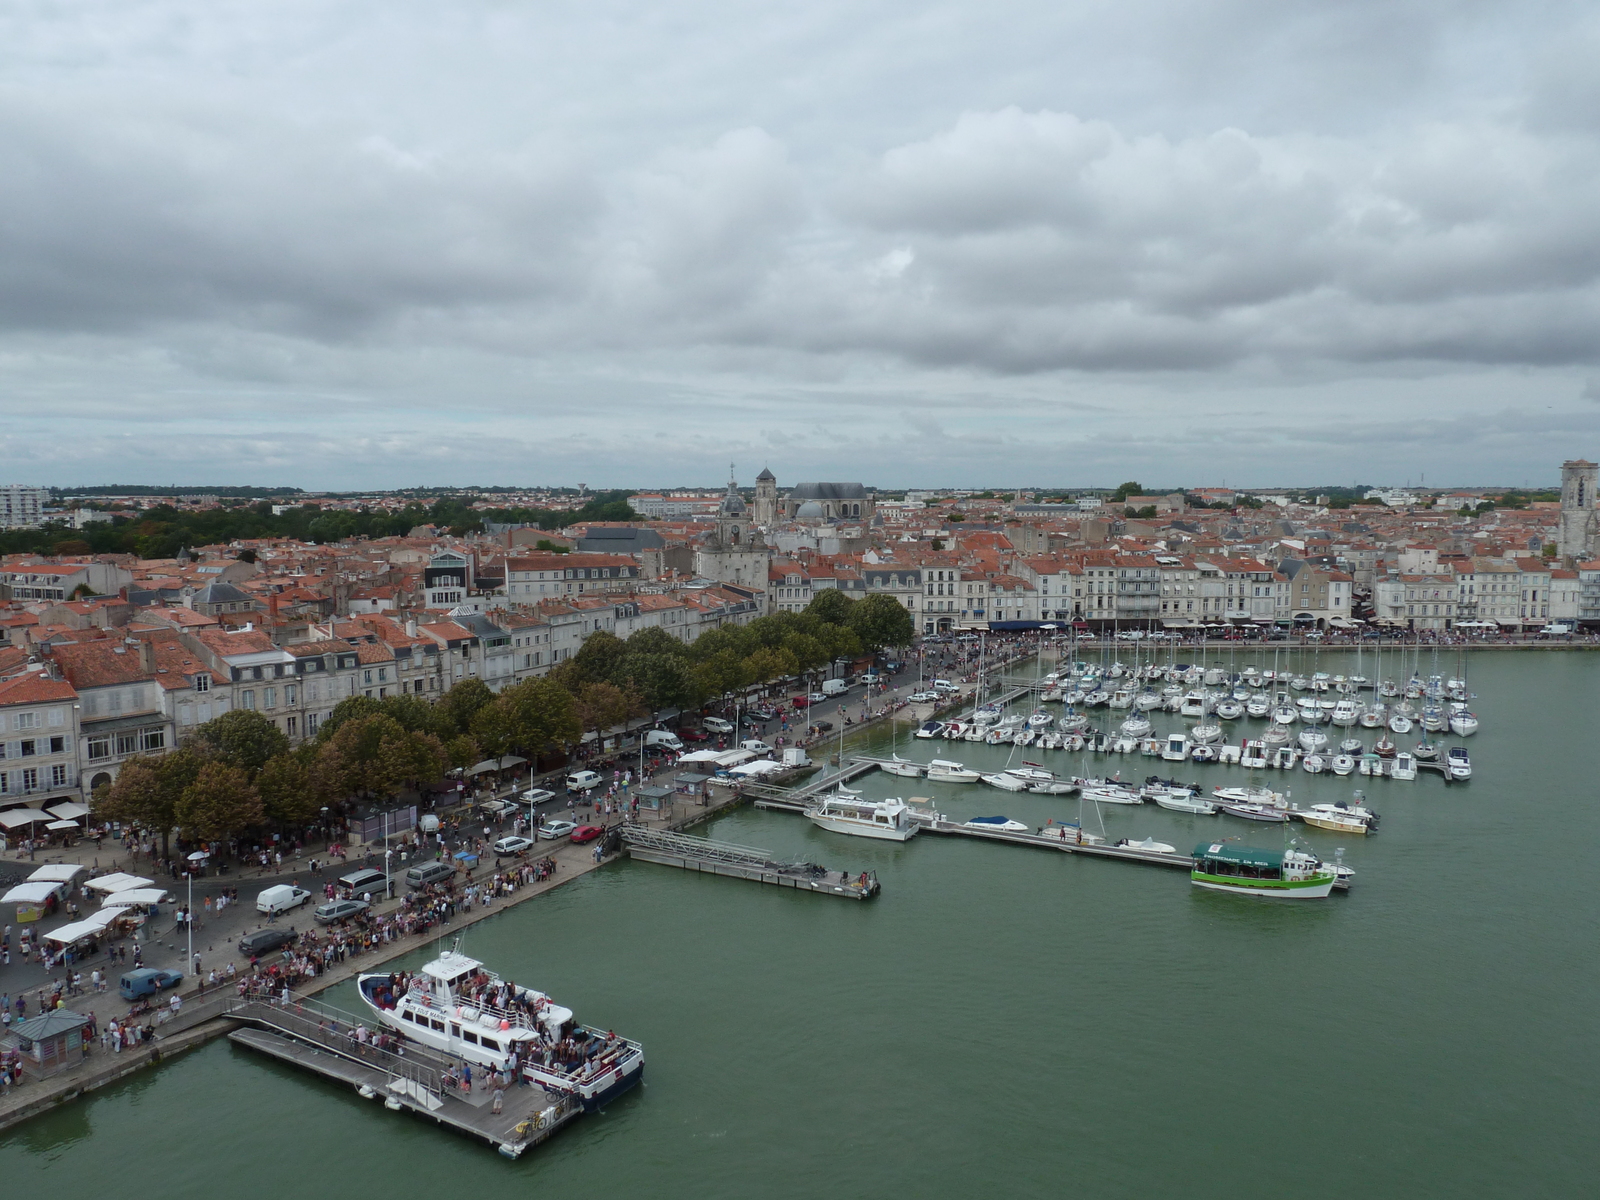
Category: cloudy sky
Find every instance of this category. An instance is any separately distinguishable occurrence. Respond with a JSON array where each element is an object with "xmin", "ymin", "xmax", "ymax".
[{"xmin": 3, "ymin": 0, "xmax": 1599, "ymax": 490}]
